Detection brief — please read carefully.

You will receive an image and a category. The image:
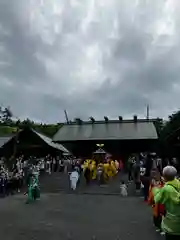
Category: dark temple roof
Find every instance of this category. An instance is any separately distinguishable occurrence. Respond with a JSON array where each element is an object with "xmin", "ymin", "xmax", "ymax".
[
  {"xmin": 31, "ymin": 129, "xmax": 69, "ymax": 153},
  {"xmin": 0, "ymin": 129, "xmax": 70, "ymax": 153},
  {"xmin": 53, "ymin": 119, "xmax": 158, "ymax": 142}
]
